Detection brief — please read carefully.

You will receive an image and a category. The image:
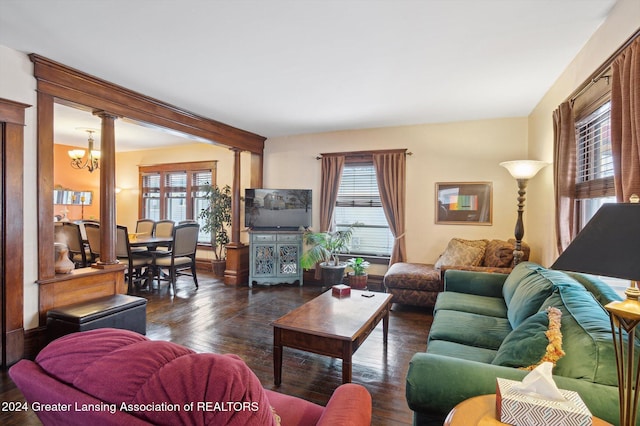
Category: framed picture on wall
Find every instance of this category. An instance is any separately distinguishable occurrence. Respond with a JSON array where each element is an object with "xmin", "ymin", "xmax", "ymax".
[{"xmin": 435, "ymin": 182, "xmax": 492, "ymax": 225}]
